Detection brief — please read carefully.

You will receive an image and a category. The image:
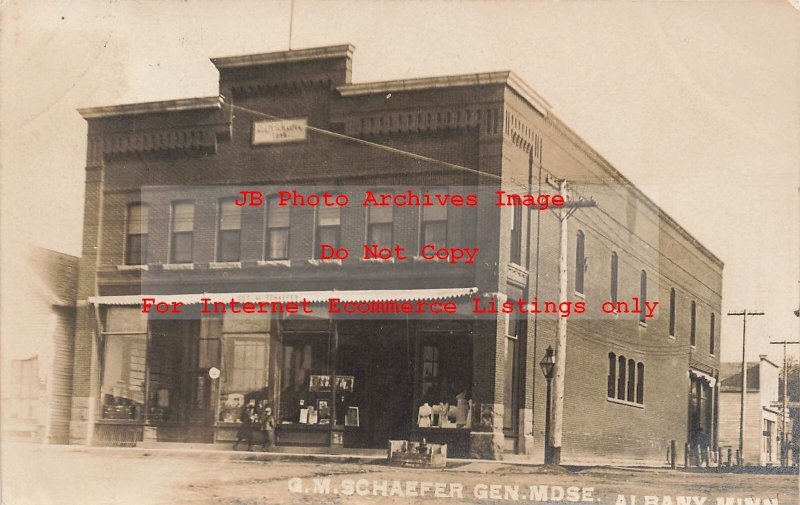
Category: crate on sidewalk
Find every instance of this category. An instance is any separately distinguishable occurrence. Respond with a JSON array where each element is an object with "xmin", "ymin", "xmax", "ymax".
[{"xmin": 387, "ymin": 439, "xmax": 447, "ymax": 468}]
